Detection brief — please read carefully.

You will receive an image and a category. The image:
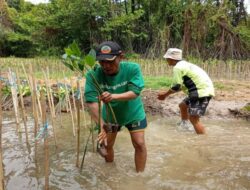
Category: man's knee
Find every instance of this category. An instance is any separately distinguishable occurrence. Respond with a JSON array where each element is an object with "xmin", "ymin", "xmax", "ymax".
[
  {"xmin": 133, "ymin": 140, "xmax": 146, "ymax": 152},
  {"xmin": 179, "ymin": 102, "xmax": 187, "ymax": 109},
  {"xmin": 189, "ymin": 115, "xmax": 199, "ymax": 124}
]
